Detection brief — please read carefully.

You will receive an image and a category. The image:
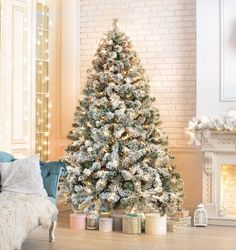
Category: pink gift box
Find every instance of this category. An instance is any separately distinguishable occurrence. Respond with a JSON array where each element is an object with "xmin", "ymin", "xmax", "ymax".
[{"xmin": 70, "ymin": 213, "xmax": 86, "ymax": 230}]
